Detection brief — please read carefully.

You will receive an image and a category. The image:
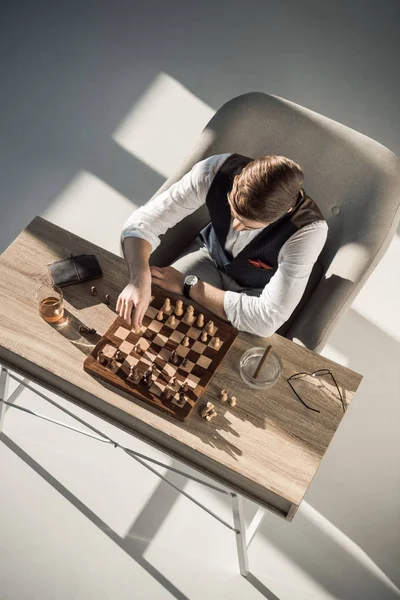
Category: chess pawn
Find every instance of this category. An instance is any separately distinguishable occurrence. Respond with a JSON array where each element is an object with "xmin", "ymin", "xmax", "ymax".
[
  {"xmin": 211, "ymin": 336, "xmax": 221, "ymax": 350},
  {"xmin": 220, "ymin": 389, "xmax": 228, "ymax": 402},
  {"xmin": 200, "ymin": 330, "xmax": 208, "ymax": 343},
  {"xmin": 115, "ymin": 350, "xmax": 123, "ymax": 362},
  {"xmin": 182, "ymin": 335, "xmax": 190, "ymax": 347},
  {"xmin": 196, "ymin": 313, "xmax": 204, "ymax": 328},
  {"xmin": 178, "ymin": 391, "xmax": 187, "ymax": 406},
  {"xmin": 171, "ymin": 376, "xmax": 179, "ymax": 388},
  {"xmin": 205, "ymin": 320, "xmax": 215, "ymax": 335},
  {"xmin": 104, "ymin": 294, "xmax": 111, "ymax": 306},
  {"xmin": 174, "ymin": 300, "xmax": 184, "ymax": 316},
  {"xmin": 97, "ymin": 351, "xmax": 107, "ymax": 365},
  {"xmin": 167, "ymin": 314, "xmax": 176, "ymax": 327},
  {"xmin": 90, "ymin": 285, "xmax": 97, "ymax": 296},
  {"xmin": 184, "ymin": 305, "xmax": 195, "ymax": 325},
  {"xmin": 150, "ymin": 363, "xmax": 158, "ymax": 375},
  {"xmin": 229, "ymin": 396, "xmax": 237, "ymax": 407},
  {"xmin": 109, "ymin": 358, "xmax": 118, "ymax": 370},
  {"xmin": 163, "ymin": 297, "xmax": 171, "ymax": 313},
  {"xmin": 180, "ymin": 381, "xmax": 189, "ymax": 393},
  {"xmin": 156, "ymin": 310, "xmax": 164, "ymax": 321},
  {"xmin": 181, "ymin": 357, "xmax": 189, "ymax": 368}
]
